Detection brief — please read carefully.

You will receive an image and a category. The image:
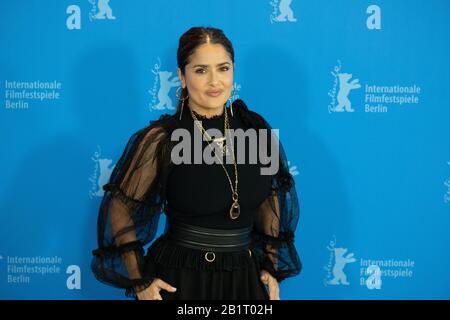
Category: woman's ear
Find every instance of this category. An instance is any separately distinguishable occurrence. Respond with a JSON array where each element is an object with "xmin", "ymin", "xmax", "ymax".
[{"xmin": 177, "ymin": 68, "xmax": 185, "ymax": 88}]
